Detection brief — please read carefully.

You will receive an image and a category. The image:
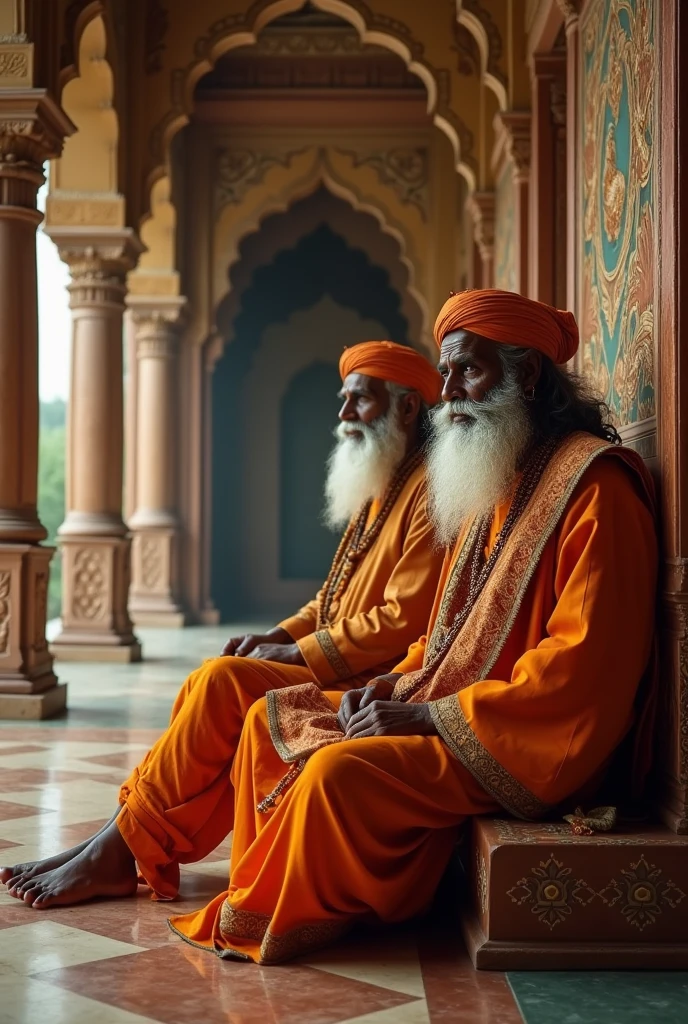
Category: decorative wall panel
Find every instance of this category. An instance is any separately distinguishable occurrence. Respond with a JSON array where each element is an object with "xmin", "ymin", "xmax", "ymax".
[{"xmin": 580, "ymin": 0, "xmax": 655, "ymax": 425}]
